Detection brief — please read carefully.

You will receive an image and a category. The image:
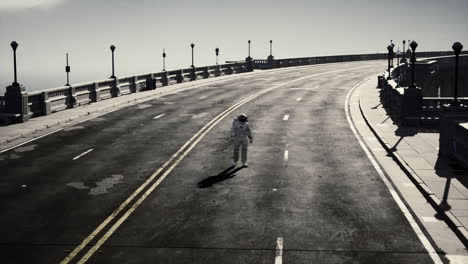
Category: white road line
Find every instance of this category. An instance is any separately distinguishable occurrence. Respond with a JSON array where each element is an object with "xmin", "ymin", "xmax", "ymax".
[
  {"xmin": 198, "ymin": 96, "xmax": 207, "ymax": 100},
  {"xmin": 296, "ymin": 97, "xmax": 302, "ymax": 102},
  {"xmin": 290, "ymin": 85, "xmax": 320, "ymax": 90},
  {"xmin": 283, "ymin": 115, "xmax": 289, "ymax": 121},
  {"xmin": 62, "ymin": 64, "xmax": 377, "ymax": 264},
  {"xmin": 275, "ymin": 237, "xmax": 283, "ymax": 264},
  {"xmin": 72, "ymin": 149, "xmax": 94, "ymax": 160},
  {"xmin": 345, "ymin": 77, "xmax": 443, "ymax": 264},
  {"xmin": 284, "ymin": 150, "xmax": 289, "ymax": 162},
  {"xmin": 153, "ymin": 114, "xmax": 166, "ymax": 119}
]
